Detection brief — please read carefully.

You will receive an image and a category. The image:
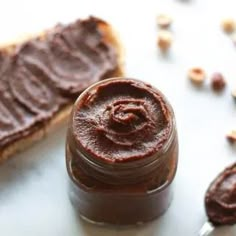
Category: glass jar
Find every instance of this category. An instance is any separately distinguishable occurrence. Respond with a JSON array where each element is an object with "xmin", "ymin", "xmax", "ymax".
[{"xmin": 66, "ymin": 78, "xmax": 178, "ymax": 225}]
